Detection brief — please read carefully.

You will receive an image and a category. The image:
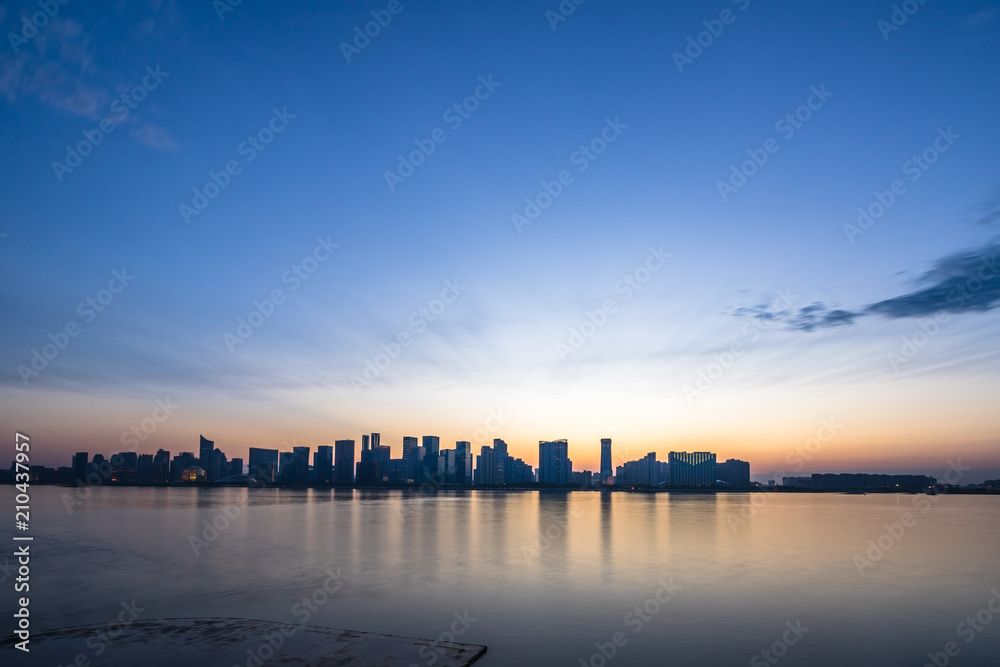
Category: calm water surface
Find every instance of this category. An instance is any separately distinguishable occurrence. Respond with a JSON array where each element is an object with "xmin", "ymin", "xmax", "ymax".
[{"xmin": 2, "ymin": 486, "xmax": 999, "ymax": 666}]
